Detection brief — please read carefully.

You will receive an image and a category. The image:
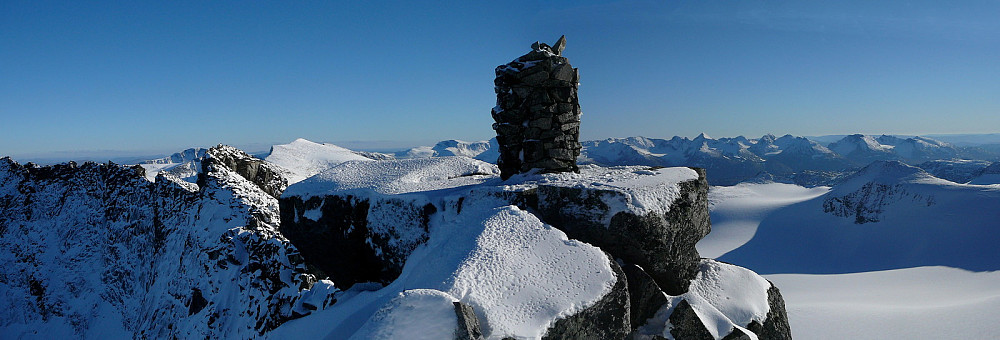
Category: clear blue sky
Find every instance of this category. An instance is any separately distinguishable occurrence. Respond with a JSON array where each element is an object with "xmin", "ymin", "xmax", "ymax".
[{"xmin": 2, "ymin": 1, "xmax": 998, "ymax": 158}]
